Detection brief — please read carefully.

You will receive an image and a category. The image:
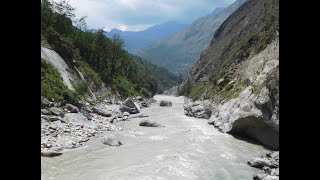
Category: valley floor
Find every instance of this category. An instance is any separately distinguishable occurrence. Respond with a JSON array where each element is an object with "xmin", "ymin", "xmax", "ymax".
[{"xmin": 41, "ymin": 95, "xmax": 270, "ymax": 180}]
